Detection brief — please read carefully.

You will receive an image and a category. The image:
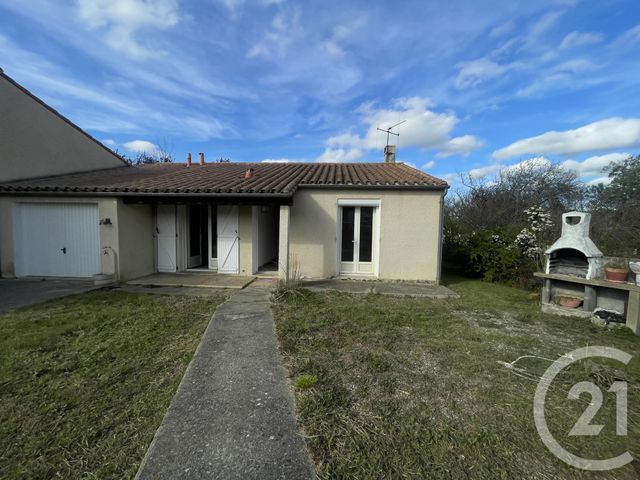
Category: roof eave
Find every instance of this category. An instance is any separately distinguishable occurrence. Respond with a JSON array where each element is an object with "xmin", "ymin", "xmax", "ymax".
[
  {"xmin": 0, "ymin": 190, "xmax": 293, "ymax": 199},
  {"xmin": 297, "ymin": 183, "xmax": 448, "ymax": 191}
]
